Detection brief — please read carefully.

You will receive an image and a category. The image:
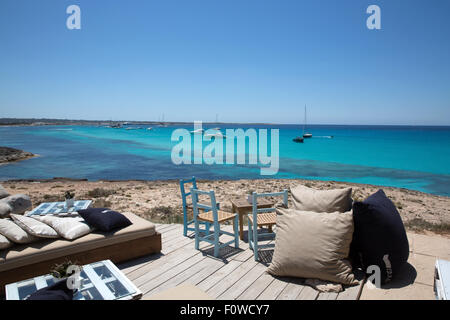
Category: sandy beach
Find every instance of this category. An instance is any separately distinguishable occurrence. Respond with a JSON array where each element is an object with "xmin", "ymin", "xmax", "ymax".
[{"xmin": 2, "ymin": 178, "xmax": 449, "ymax": 236}]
